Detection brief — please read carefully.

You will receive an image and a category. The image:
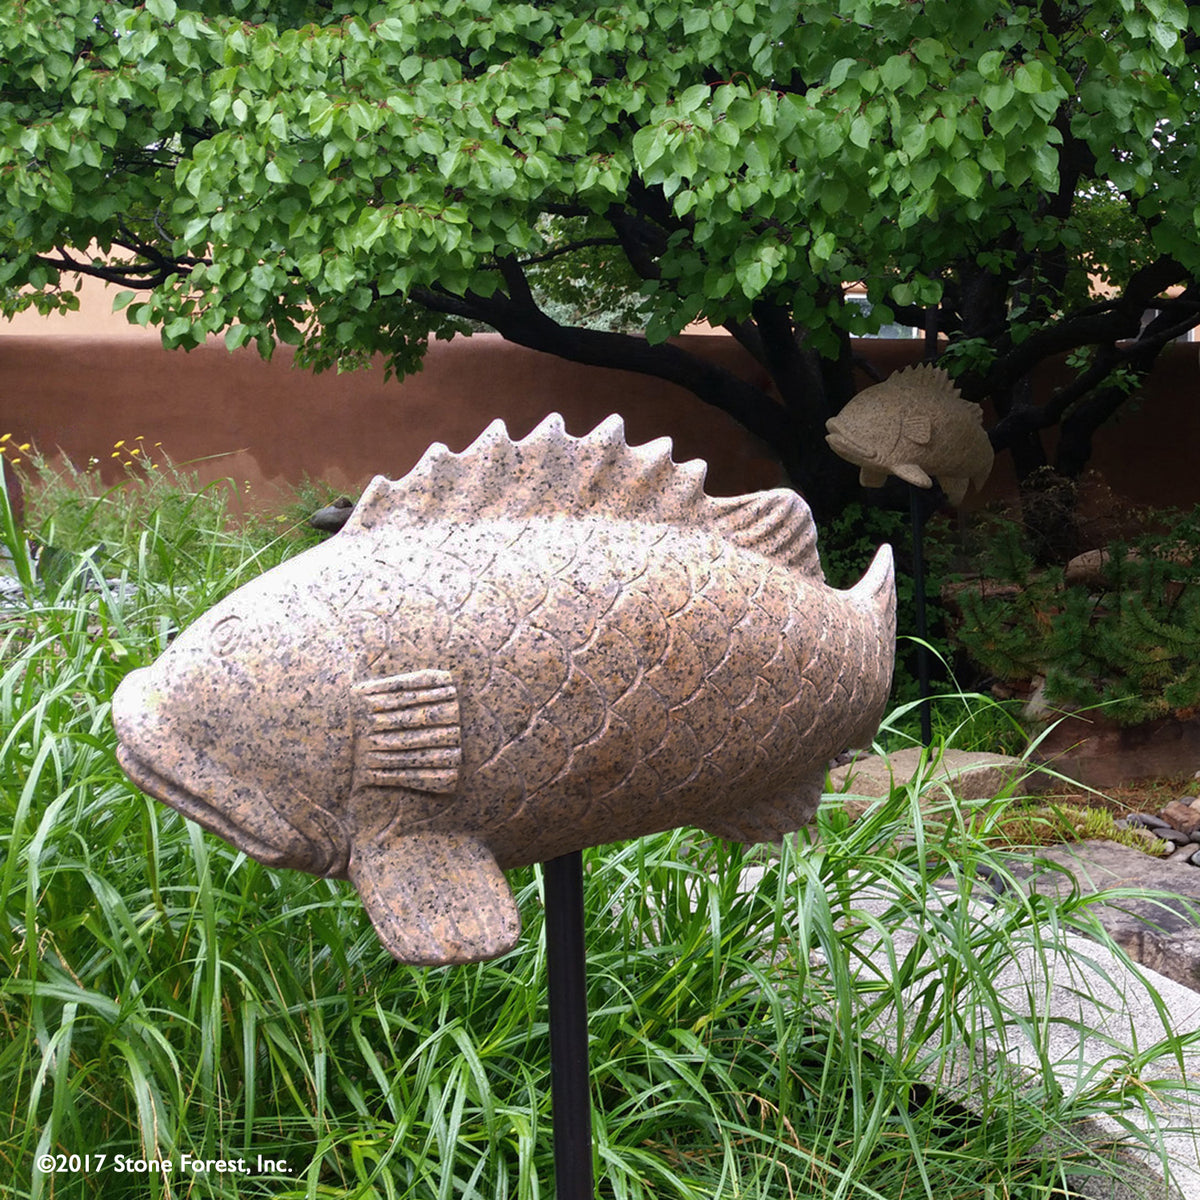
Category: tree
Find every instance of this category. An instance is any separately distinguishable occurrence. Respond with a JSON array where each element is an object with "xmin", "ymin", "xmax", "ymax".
[{"xmin": 3, "ymin": 0, "xmax": 1200, "ymax": 524}]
